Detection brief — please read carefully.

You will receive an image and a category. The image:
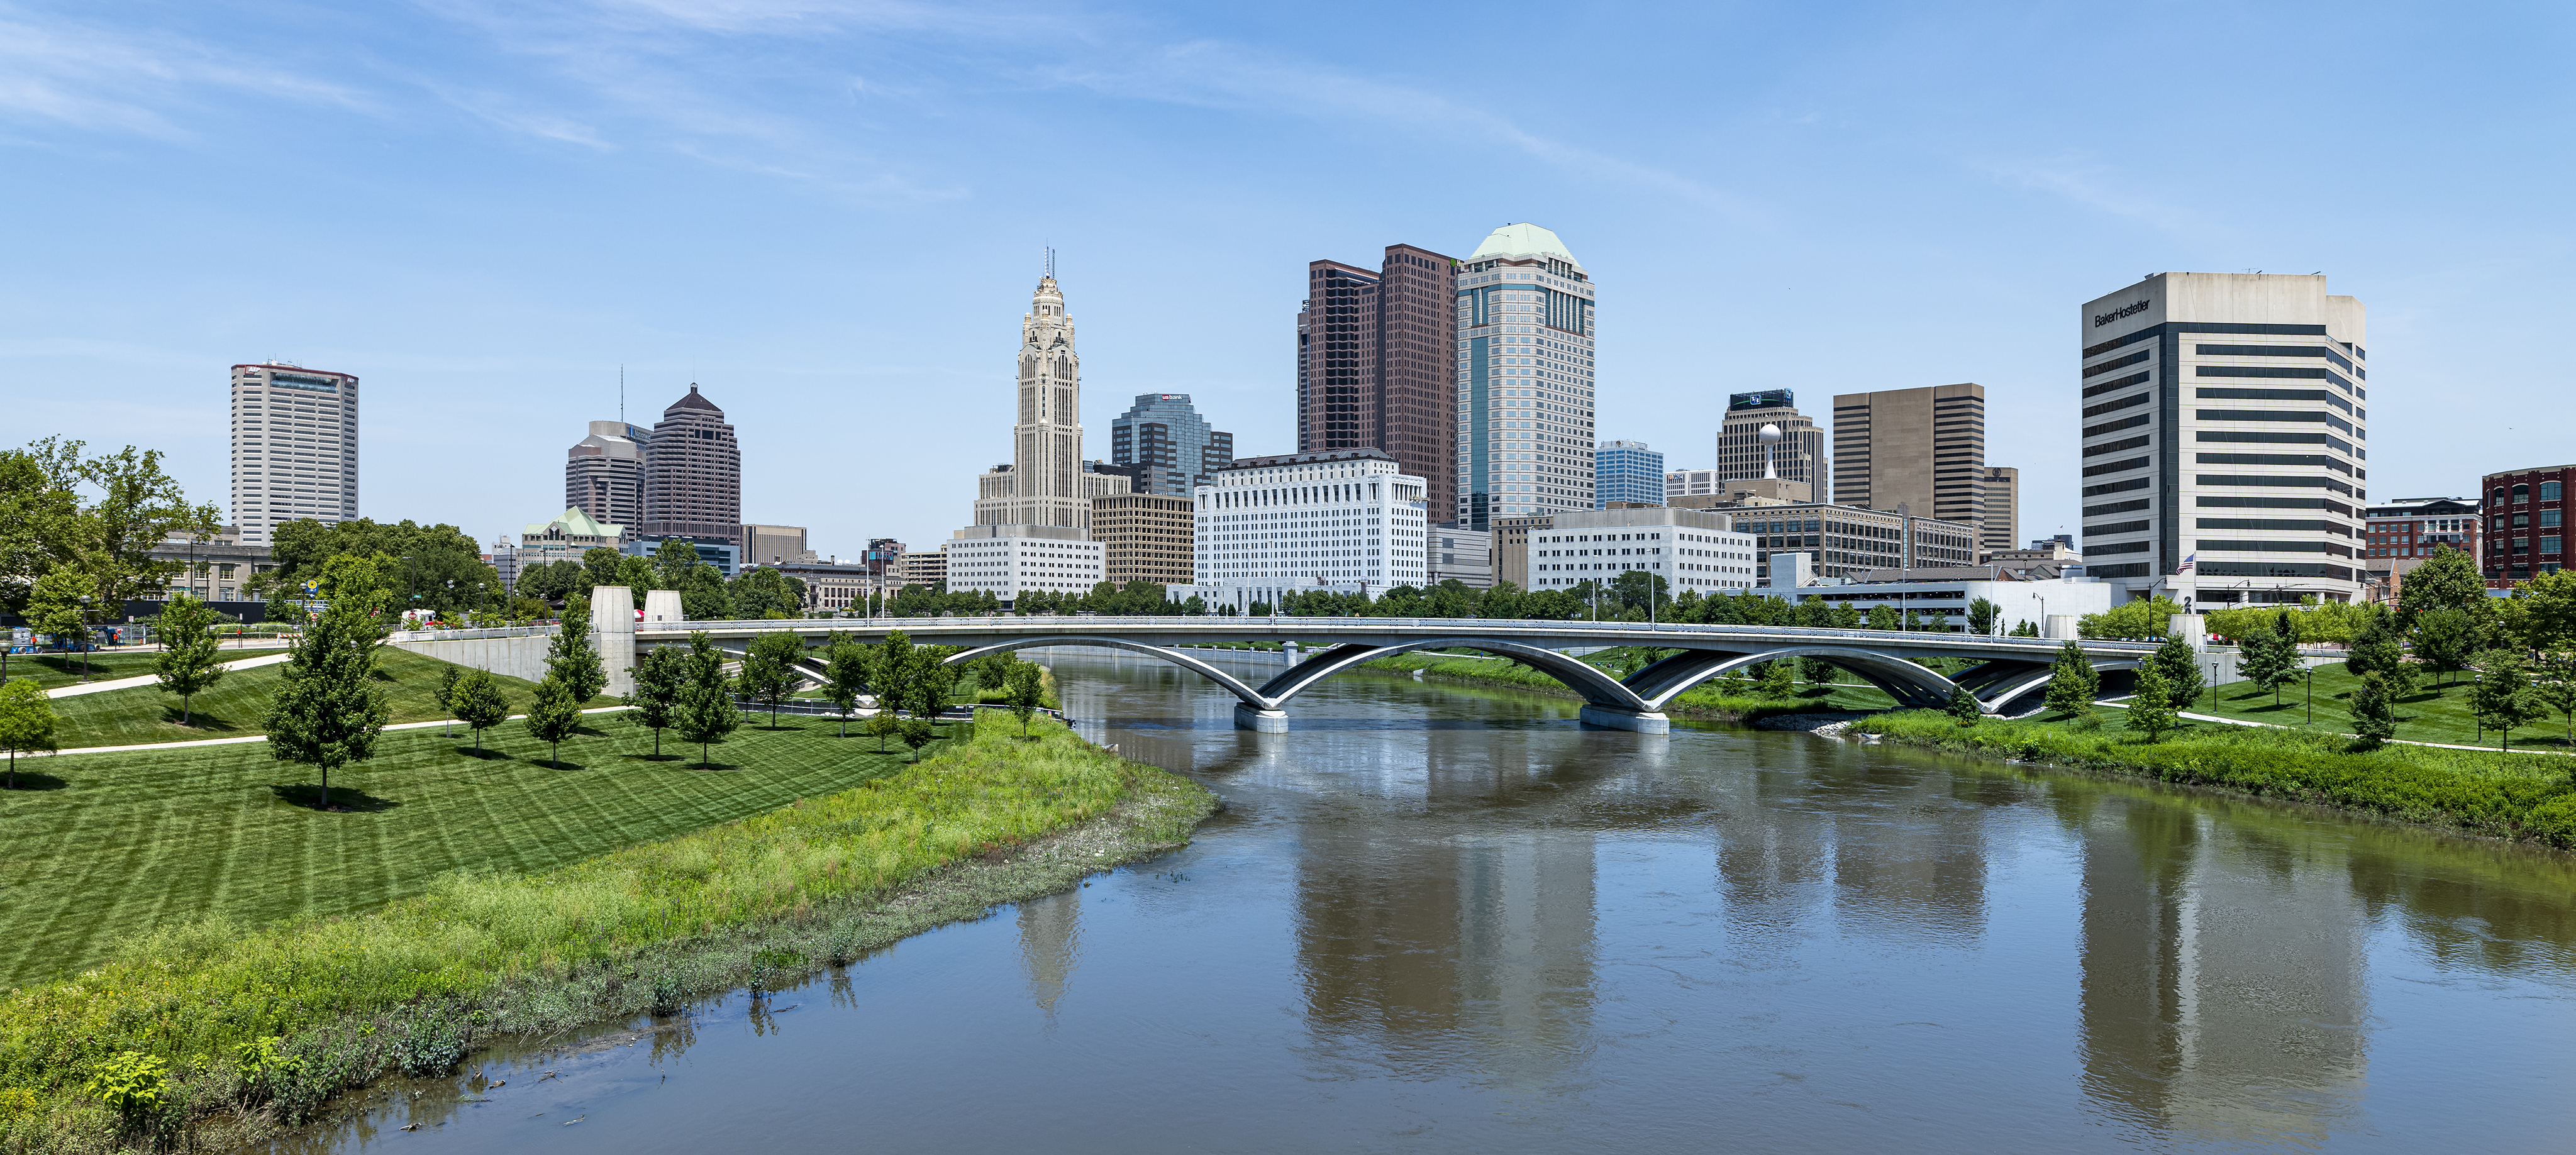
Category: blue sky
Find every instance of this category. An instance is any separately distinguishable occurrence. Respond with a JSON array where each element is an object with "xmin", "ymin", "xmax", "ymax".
[{"xmin": 6, "ymin": 1, "xmax": 2570, "ymax": 558}]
